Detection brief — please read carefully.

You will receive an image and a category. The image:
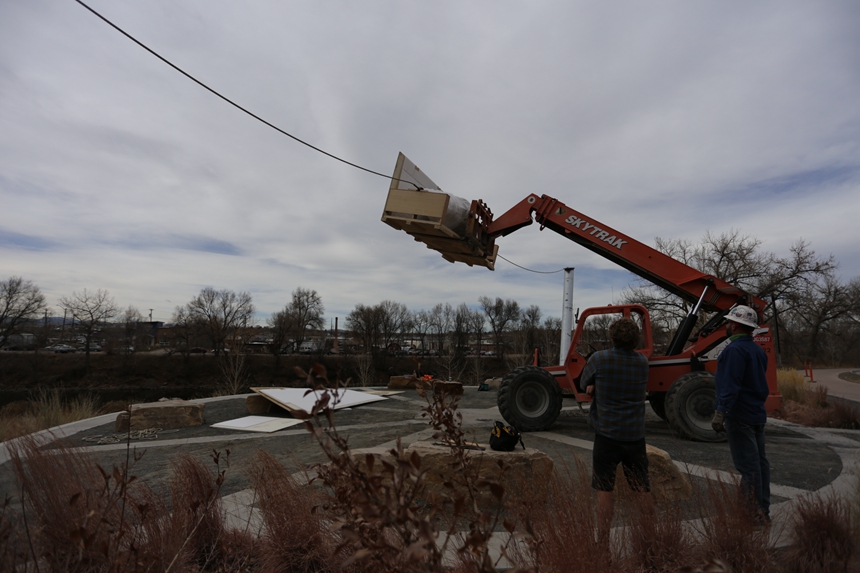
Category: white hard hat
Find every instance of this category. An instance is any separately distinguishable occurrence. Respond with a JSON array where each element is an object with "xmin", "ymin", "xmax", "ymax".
[{"xmin": 726, "ymin": 305, "xmax": 759, "ymax": 329}]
